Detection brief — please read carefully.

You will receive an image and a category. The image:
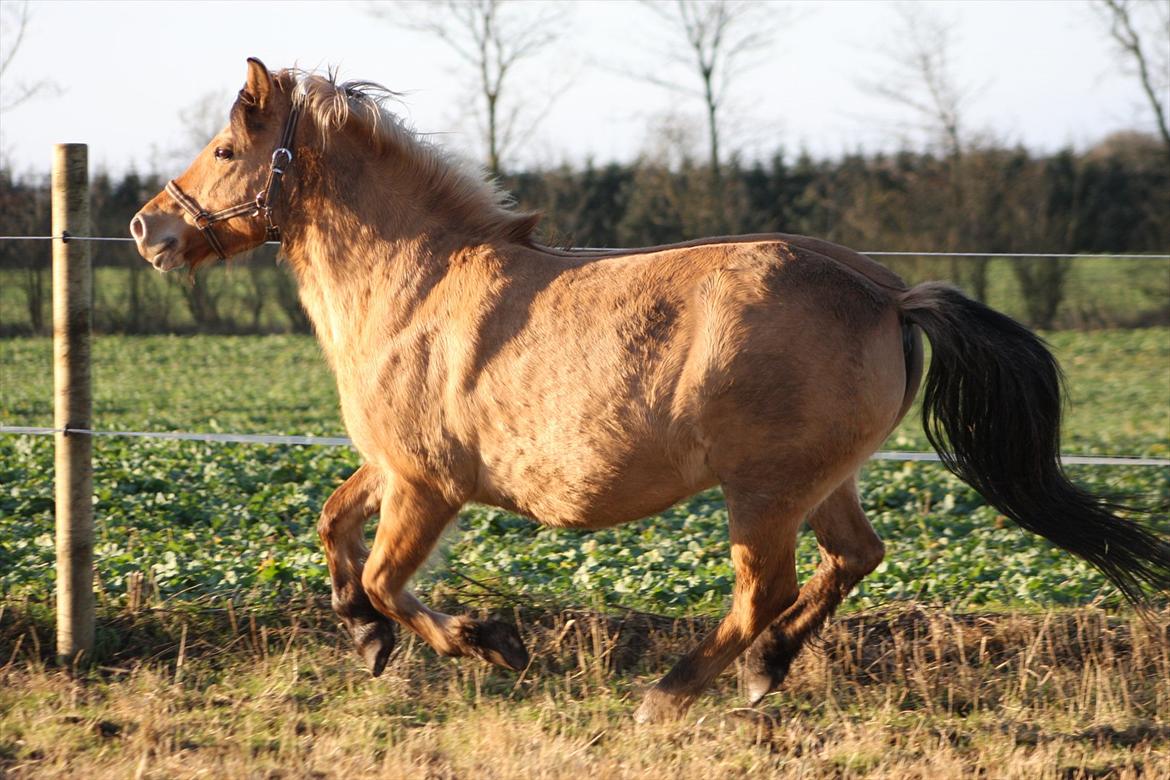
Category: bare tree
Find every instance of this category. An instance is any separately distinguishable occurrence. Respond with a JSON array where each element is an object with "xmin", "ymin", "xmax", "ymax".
[
  {"xmin": 1094, "ymin": 0, "xmax": 1170, "ymax": 157},
  {"xmin": 370, "ymin": 0, "xmax": 569, "ymax": 175},
  {"xmin": 863, "ymin": 5, "xmax": 1007, "ymax": 302},
  {"xmin": 864, "ymin": 4, "xmax": 975, "ymax": 159},
  {"xmin": 148, "ymin": 89, "xmax": 234, "ymax": 173},
  {"xmin": 0, "ymin": 2, "xmax": 62, "ymax": 333},
  {"xmin": 0, "ymin": 1, "xmax": 62, "ymax": 113},
  {"xmin": 177, "ymin": 91, "xmax": 233, "ymax": 157},
  {"xmin": 637, "ymin": 1, "xmax": 783, "ymax": 184}
]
